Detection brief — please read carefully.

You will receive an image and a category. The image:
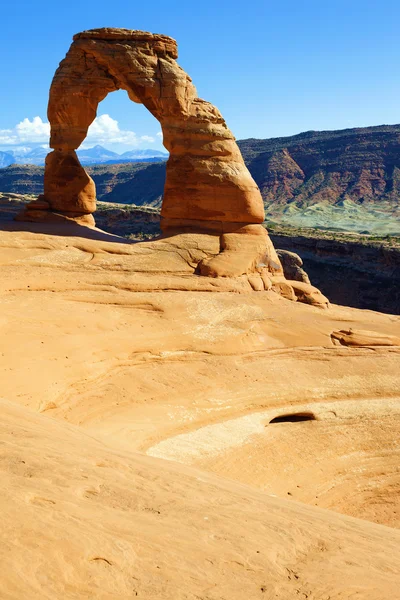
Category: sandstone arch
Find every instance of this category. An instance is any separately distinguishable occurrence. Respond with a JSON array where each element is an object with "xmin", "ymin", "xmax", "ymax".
[{"xmin": 18, "ymin": 28, "xmax": 282, "ymax": 278}]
